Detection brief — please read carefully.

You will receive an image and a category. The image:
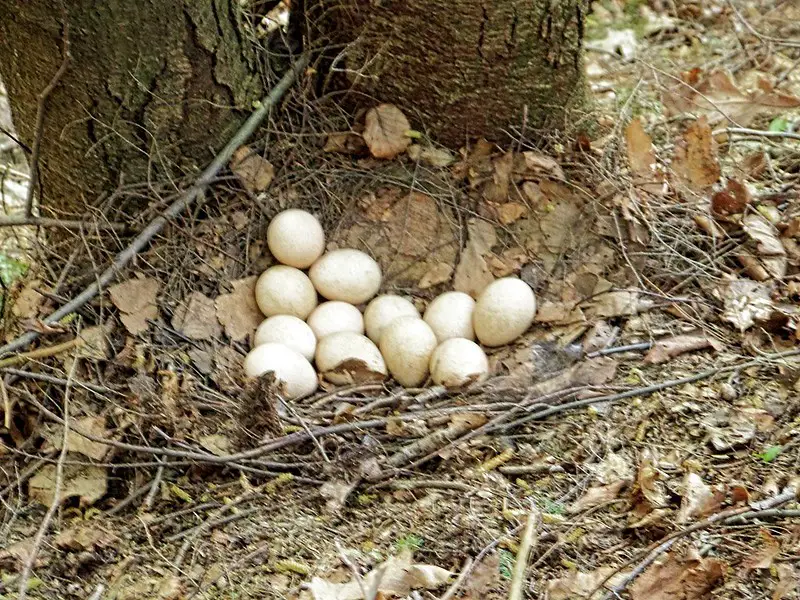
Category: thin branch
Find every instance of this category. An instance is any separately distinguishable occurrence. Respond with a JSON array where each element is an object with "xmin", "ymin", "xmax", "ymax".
[
  {"xmin": 714, "ymin": 127, "xmax": 800, "ymax": 142},
  {"xmin": 25, "ymin": 16, "xmax": 71, "ymax": 217},
  {"xmin": 508, "ymin": 508, "xmax": 540, "ymax": 600},
  {"xmin": 0, "ymin": 216, "xmax": 127, "ymax": 231},
  {"xmin": 0, "ymin": 54, "xmax": 309, "ymax": 359},
  {"xmin": 17, "ymin": 357, "xmax": 76, "ymax": 600}
]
